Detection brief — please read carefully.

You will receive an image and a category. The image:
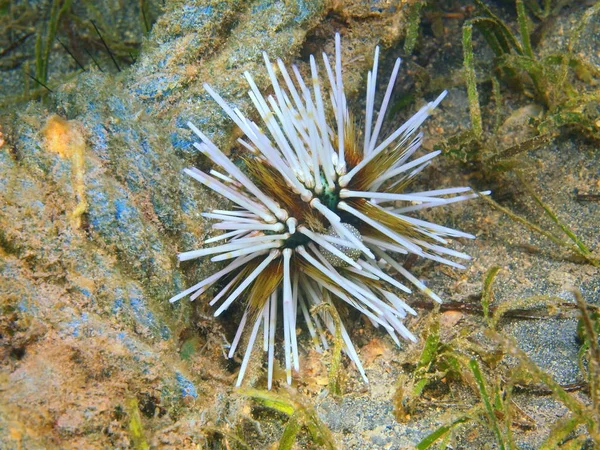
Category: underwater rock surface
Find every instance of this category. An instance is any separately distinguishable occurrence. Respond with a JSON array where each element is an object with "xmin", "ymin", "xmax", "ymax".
[{"xmin": 1, "ymin": 0, "xmax": 599, "ymax": 448}]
